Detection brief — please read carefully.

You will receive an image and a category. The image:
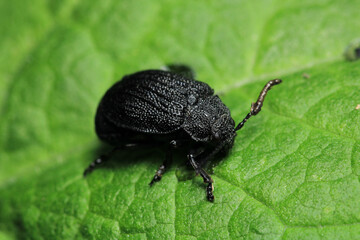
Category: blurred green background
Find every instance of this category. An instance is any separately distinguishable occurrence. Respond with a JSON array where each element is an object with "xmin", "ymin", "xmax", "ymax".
[{"xmin": 1, "ymin": 0, "xmax": 360, "ymax": 239}]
